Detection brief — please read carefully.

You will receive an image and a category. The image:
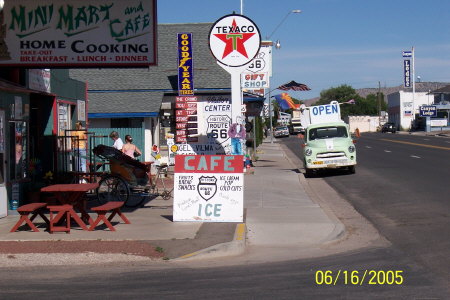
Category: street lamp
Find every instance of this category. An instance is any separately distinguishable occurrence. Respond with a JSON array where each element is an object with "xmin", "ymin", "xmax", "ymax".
[
  {"xmin": 266, "ymin": 9, "xmax": 301, "ymax": 143},
  {"xmin": 267, "ymin": 10, "xmax": 302, "ymax": 40}
]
